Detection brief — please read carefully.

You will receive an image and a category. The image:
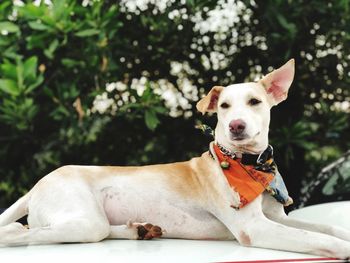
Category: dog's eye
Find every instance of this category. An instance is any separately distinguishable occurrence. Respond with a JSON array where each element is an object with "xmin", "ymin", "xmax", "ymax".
[
  {"xmin": 220, "ymin": 102, "xmax": 230, "ymax": 109},
  {"xmin": 248, "ymin": 98, "xmax": 261, "ymax": 106}
]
